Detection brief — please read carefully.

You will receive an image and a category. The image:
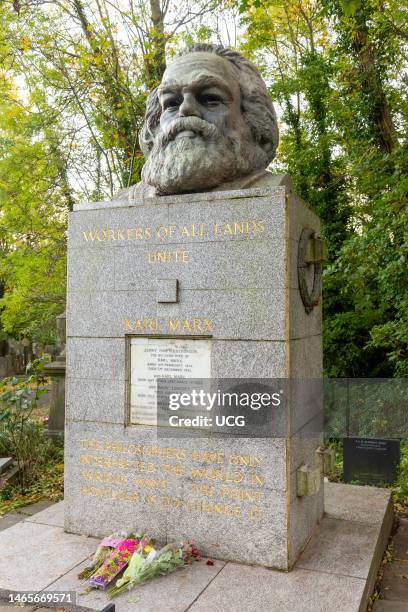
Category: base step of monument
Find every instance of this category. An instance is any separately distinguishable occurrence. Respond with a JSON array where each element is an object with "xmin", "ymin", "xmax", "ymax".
[{"xmin": 0, "ymin": 482, "xmax": 392, "ymax": 612}]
